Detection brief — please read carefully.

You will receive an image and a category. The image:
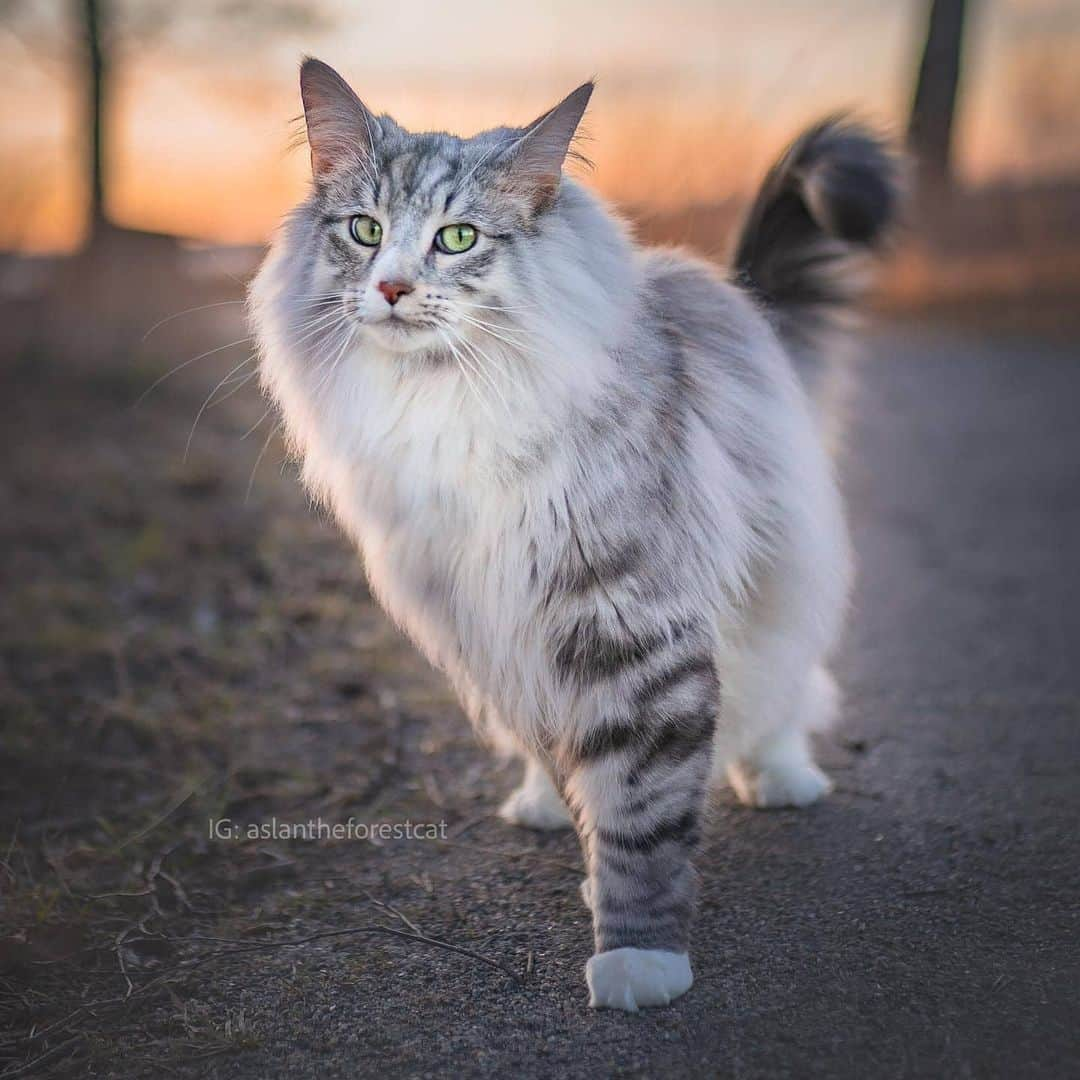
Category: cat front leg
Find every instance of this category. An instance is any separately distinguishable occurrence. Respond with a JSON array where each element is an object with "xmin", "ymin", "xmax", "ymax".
[{"xmin": 559, "ymin": 660, "xmax": 717, "ymax": 1011}]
